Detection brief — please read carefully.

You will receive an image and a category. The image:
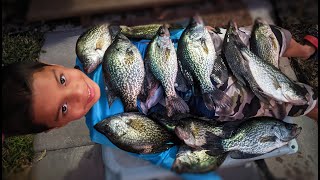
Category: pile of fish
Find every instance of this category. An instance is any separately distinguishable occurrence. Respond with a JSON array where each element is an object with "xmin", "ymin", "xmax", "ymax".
[
  {"xmin": 76, "ymin": 15, "xmax": 307, "ymax": 173},
  {"xmin": 94, "ymin": 112, "xmax": 302, "ymax": 173}
]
